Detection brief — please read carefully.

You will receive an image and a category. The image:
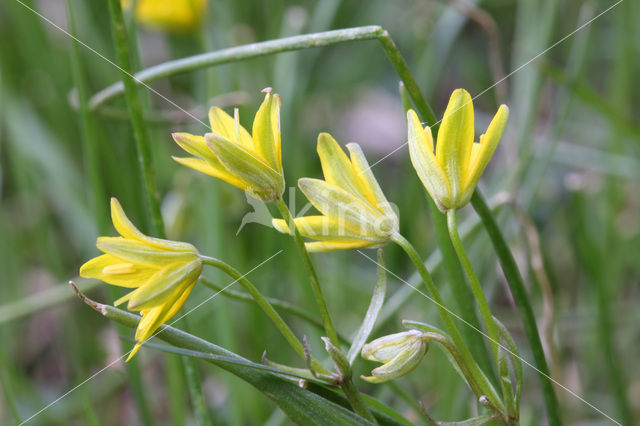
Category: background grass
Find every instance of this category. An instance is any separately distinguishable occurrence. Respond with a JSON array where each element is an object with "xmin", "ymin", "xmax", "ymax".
[{"xmin": 1, "ymin": 0, "xmax": 639, "ymax": 424}]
